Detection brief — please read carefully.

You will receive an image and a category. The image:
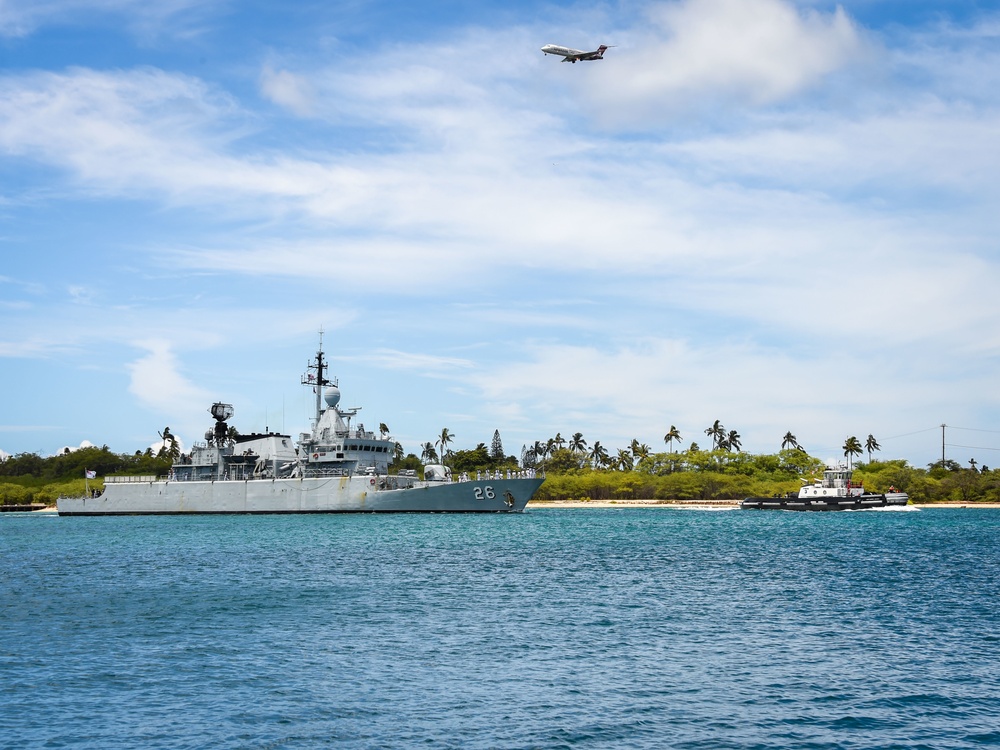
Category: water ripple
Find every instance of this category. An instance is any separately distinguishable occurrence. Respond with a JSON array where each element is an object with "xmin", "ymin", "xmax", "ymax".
[{"xmin": 2, "ymin": 509, "xmax": 999, "ymax": 749}]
